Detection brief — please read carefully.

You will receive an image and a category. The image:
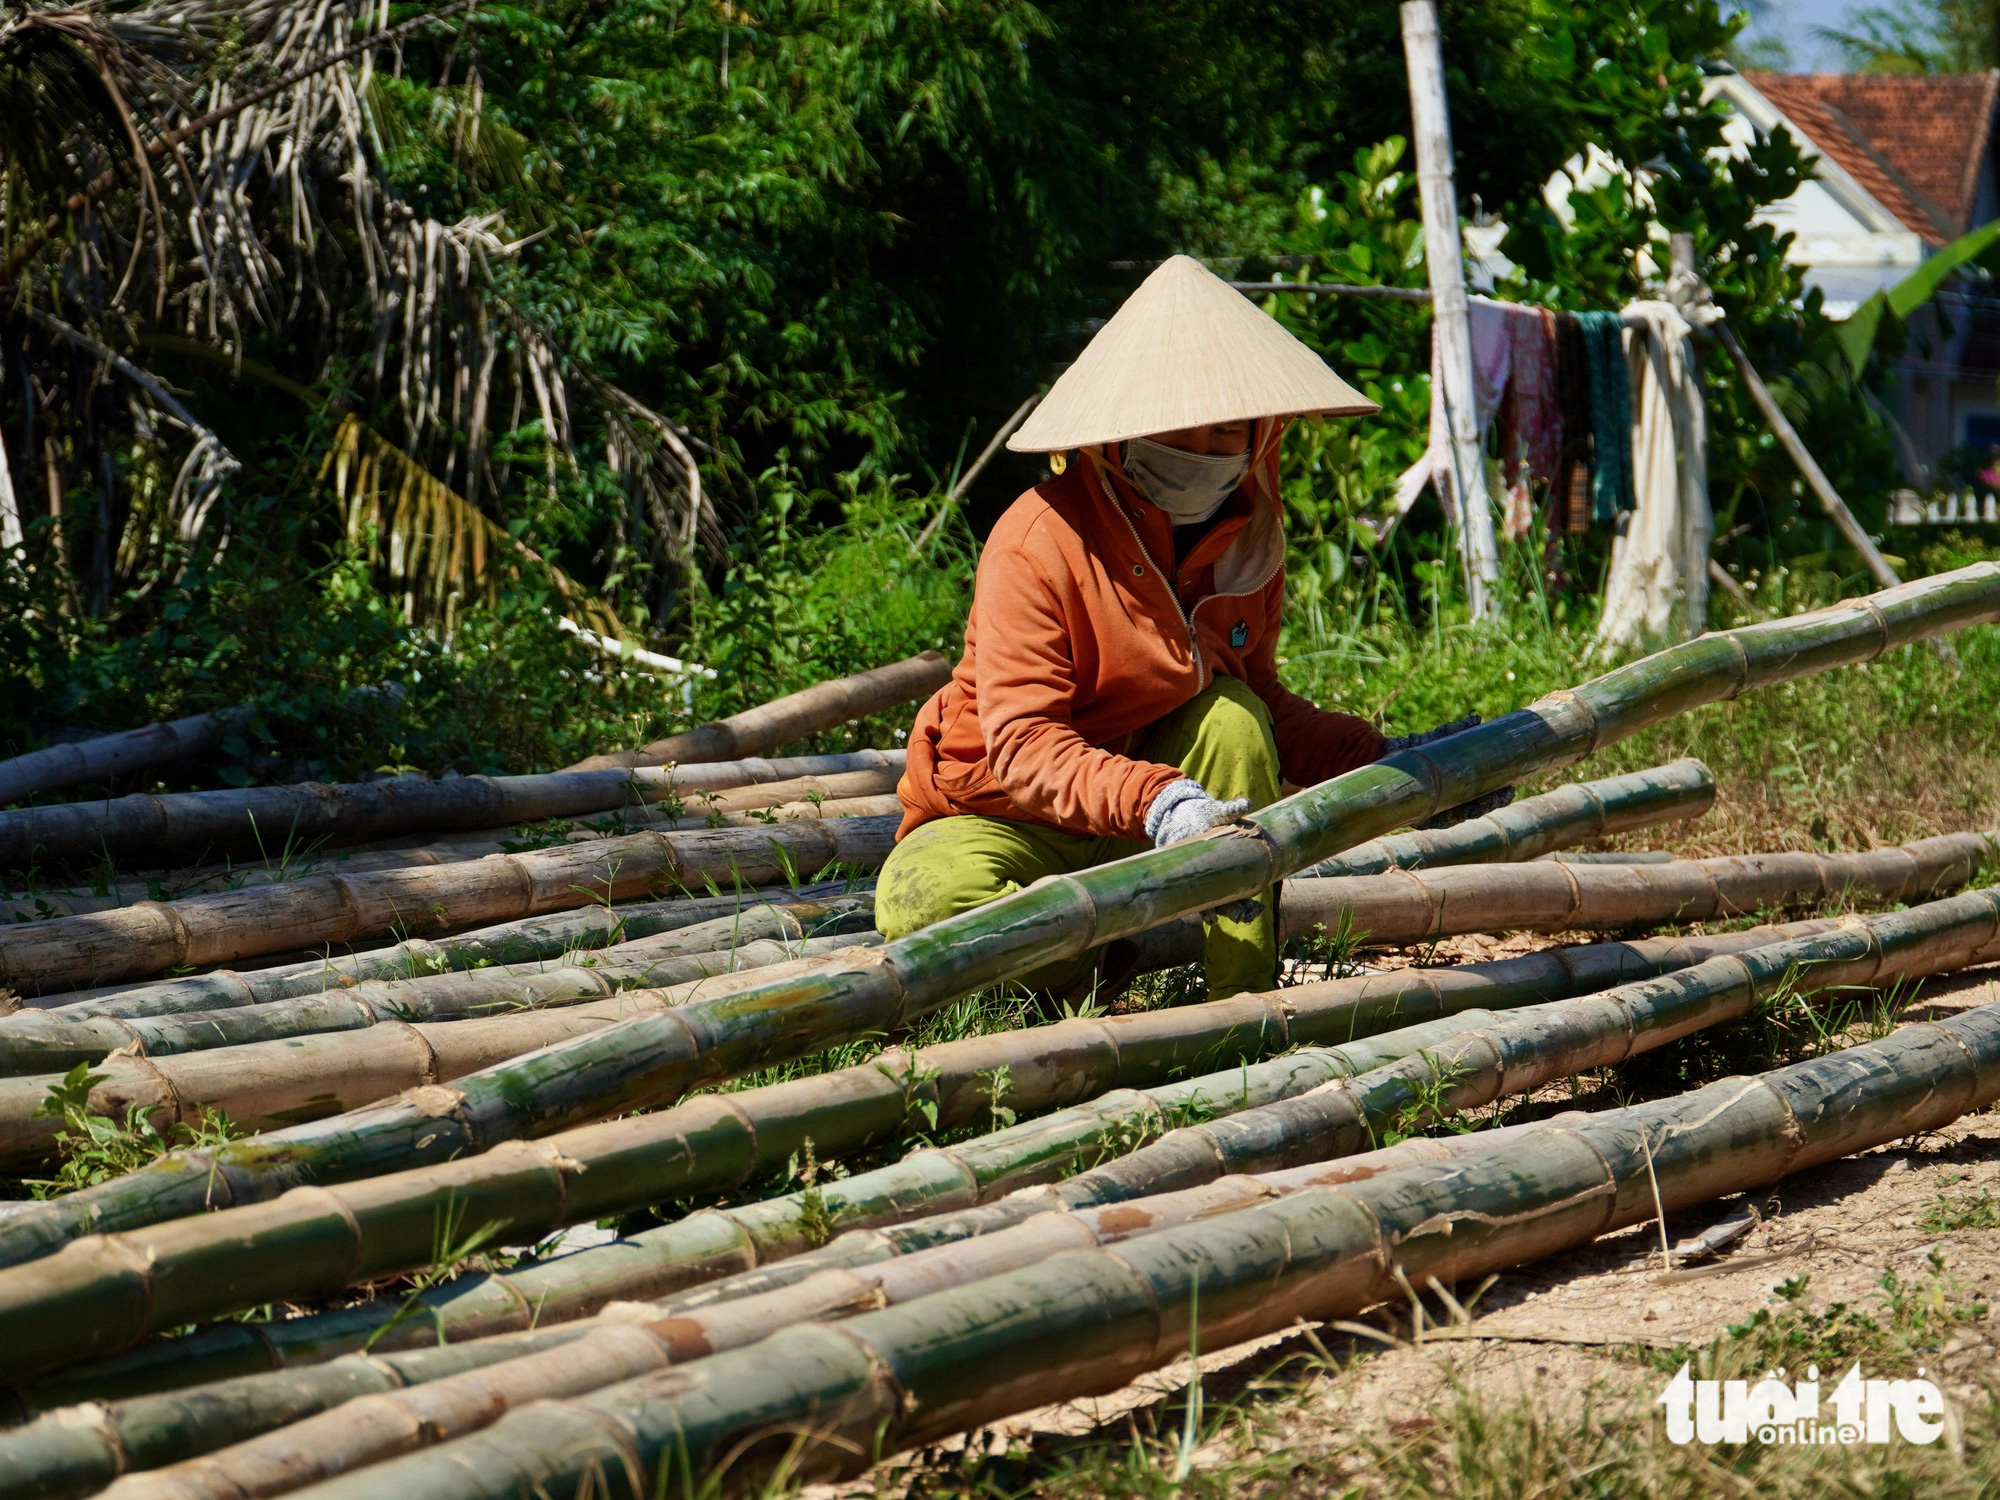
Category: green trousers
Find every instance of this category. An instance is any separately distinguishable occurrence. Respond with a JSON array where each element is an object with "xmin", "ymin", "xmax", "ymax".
[{"xmin": 876, "ymin": 676, "xmax": 1282, "ymax": 1000}]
